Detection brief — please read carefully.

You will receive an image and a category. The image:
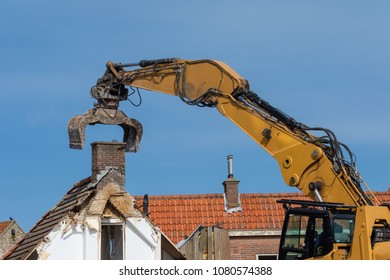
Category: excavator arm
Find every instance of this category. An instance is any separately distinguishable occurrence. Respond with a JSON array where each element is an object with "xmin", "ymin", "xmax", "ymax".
[
  {"xmin": 69, "ymin": 57, "xmax": 390, "ymax": 259},
  {"xmin": 69, "ymin": 58, "xmax": 377, "ymax": 208}
]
